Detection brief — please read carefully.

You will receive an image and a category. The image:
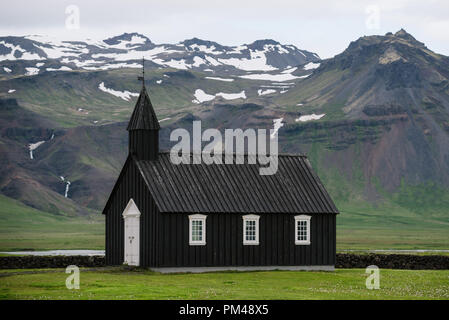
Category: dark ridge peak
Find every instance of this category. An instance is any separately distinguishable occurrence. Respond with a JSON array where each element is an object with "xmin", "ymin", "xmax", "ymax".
[
  {"xmin": 181, "ymin": 37, "xmax": 224, "ymax": 49},
  {"xmin": 347, "ymin": 29, "xmax": 425, "ymax": 53},
  {"xmin": 394, "ymin": 29, "xmax": 418, "ymax": 42},
  {"xmin": 103, "ymin": 33, "xmax": 152, "ymax": 45},
  {"xmin": 246, "ymin": 39, "xmax": 285, "ymax": 52},
  {"xmin": 392, "ymin": 29, "xmax": 426, "ymax": 47},
  {"xmin": 394, "ymin": 28, "xmax": 411, "ymax": 38},
  {"xmin": 248, "ymin": 39, "xmax": 281, "ymax": 47}
]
